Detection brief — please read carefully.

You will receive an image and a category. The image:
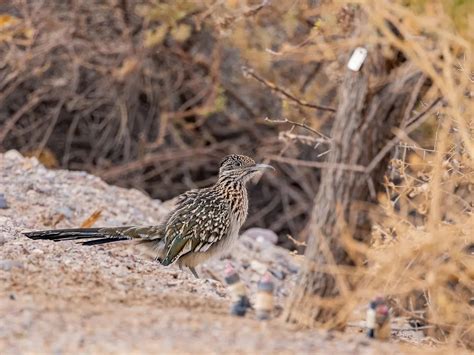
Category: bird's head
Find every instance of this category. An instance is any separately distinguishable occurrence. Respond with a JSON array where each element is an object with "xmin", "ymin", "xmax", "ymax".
[{"xmin": 218, "ymin": 154, "xmax": 274, "ymax": 184}]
